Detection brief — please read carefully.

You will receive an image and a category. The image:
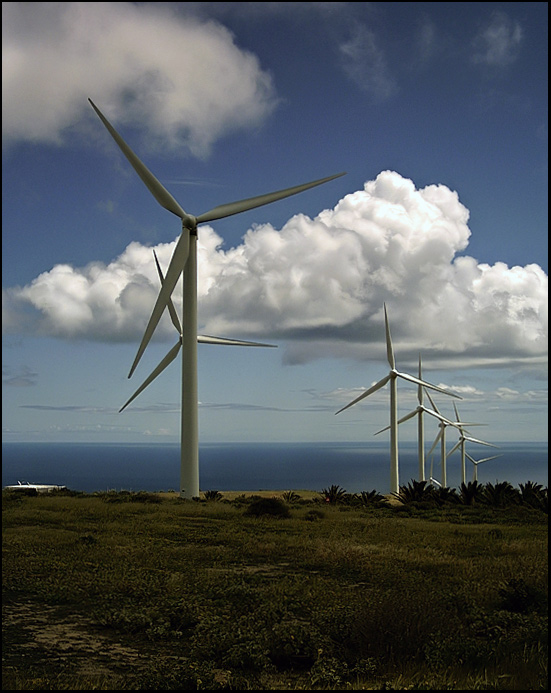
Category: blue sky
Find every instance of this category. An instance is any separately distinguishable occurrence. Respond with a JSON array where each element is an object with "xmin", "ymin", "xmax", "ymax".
[{"xmin": 2, "ymin": 2, "xmax": 548, "ymax": 451}]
